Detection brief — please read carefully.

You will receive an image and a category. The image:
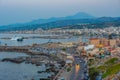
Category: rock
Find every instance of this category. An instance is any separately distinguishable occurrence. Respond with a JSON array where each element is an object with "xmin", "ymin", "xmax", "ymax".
[{"xmin": 1, "ymin": 58, "xmax": 25, "ymax": 64}]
